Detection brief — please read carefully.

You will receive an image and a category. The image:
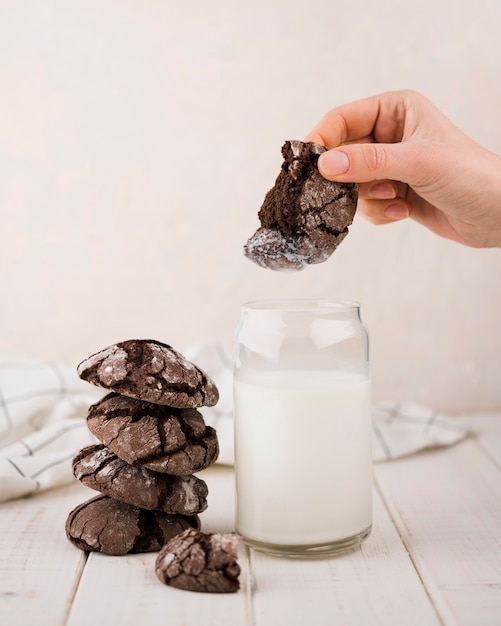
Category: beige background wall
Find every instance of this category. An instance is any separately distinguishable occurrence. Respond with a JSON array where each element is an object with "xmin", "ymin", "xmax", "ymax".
[{"xmin": 1, "ymin": 0, "xmax": 500, "ymax": 411}]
